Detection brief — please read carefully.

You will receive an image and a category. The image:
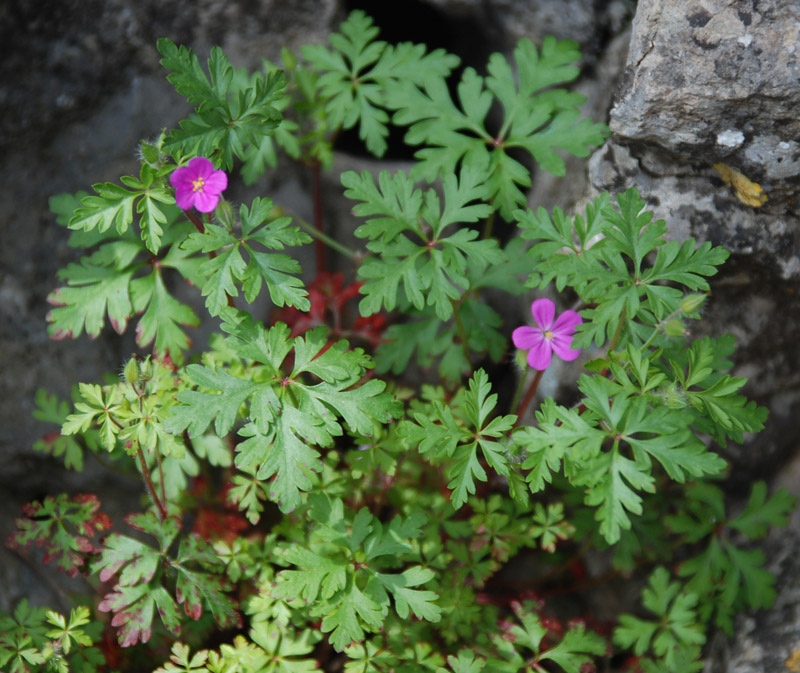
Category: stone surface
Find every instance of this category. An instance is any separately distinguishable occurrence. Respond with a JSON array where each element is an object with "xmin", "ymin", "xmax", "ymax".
[{"xmin": 609, "ymin": 0, "xmax": 800, "ymax": 207}]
